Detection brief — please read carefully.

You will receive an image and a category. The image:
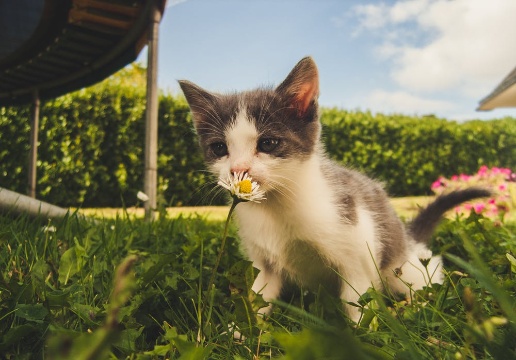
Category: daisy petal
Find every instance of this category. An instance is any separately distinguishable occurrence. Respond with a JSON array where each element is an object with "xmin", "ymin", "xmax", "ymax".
[{"xmin": 218, "ymin": 172, "xmax": 266, "ymax": 203}]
